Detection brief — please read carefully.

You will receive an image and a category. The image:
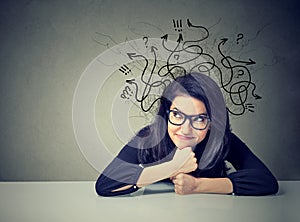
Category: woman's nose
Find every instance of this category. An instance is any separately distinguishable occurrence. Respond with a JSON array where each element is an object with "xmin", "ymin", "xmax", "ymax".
[{"xmin": 181, "ymin": 119, "xmax": 193, "ymax": 134}]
